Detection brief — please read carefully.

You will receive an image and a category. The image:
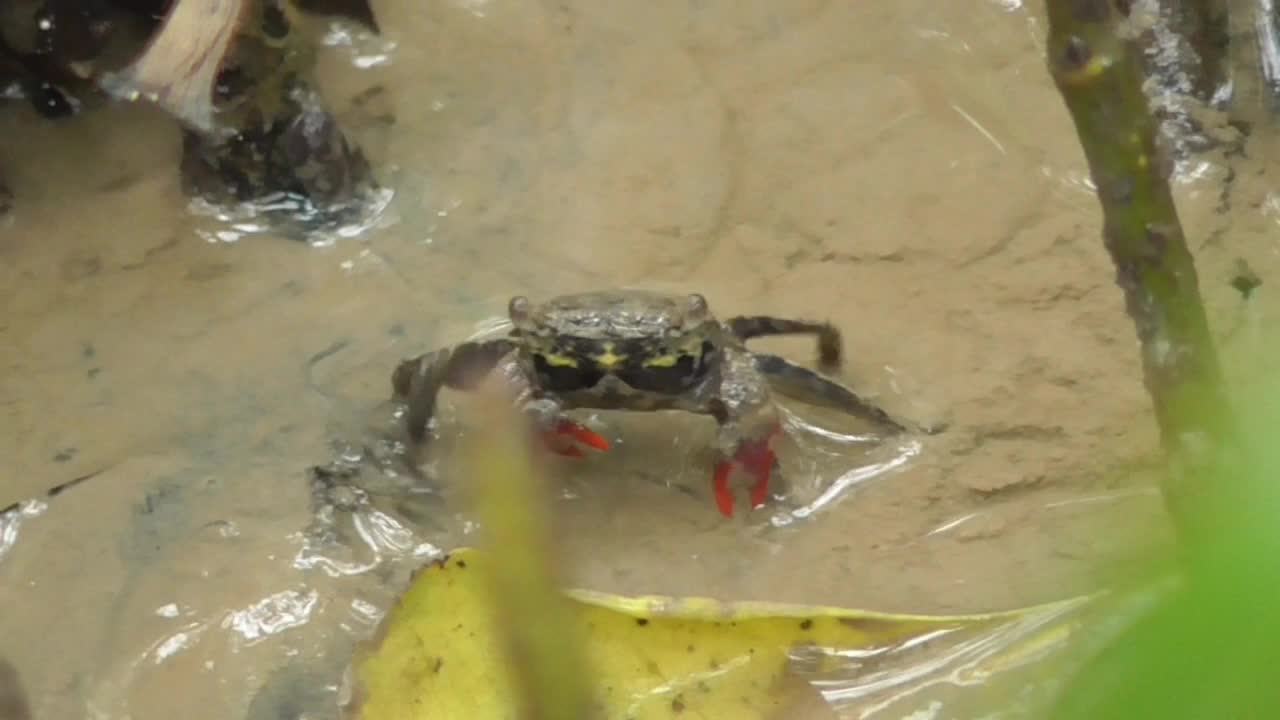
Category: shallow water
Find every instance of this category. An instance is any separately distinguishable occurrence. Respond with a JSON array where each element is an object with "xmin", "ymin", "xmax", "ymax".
[{"xmin": 3, "ymin": 1, "xmax": 1276, "ymax": 717}]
